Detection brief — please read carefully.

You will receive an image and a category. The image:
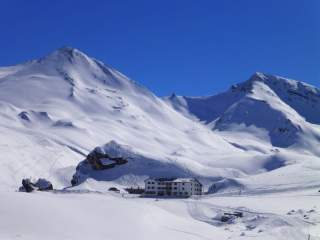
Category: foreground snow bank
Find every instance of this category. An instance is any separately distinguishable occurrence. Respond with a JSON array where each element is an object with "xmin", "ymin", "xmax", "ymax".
[
  {"xmin": 1, "ymin": 188, "xmax": 319, "ymax": 240},
  {"xmin": 0, "ymin": 191, "xmax": 226, "ymax": 240}
]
